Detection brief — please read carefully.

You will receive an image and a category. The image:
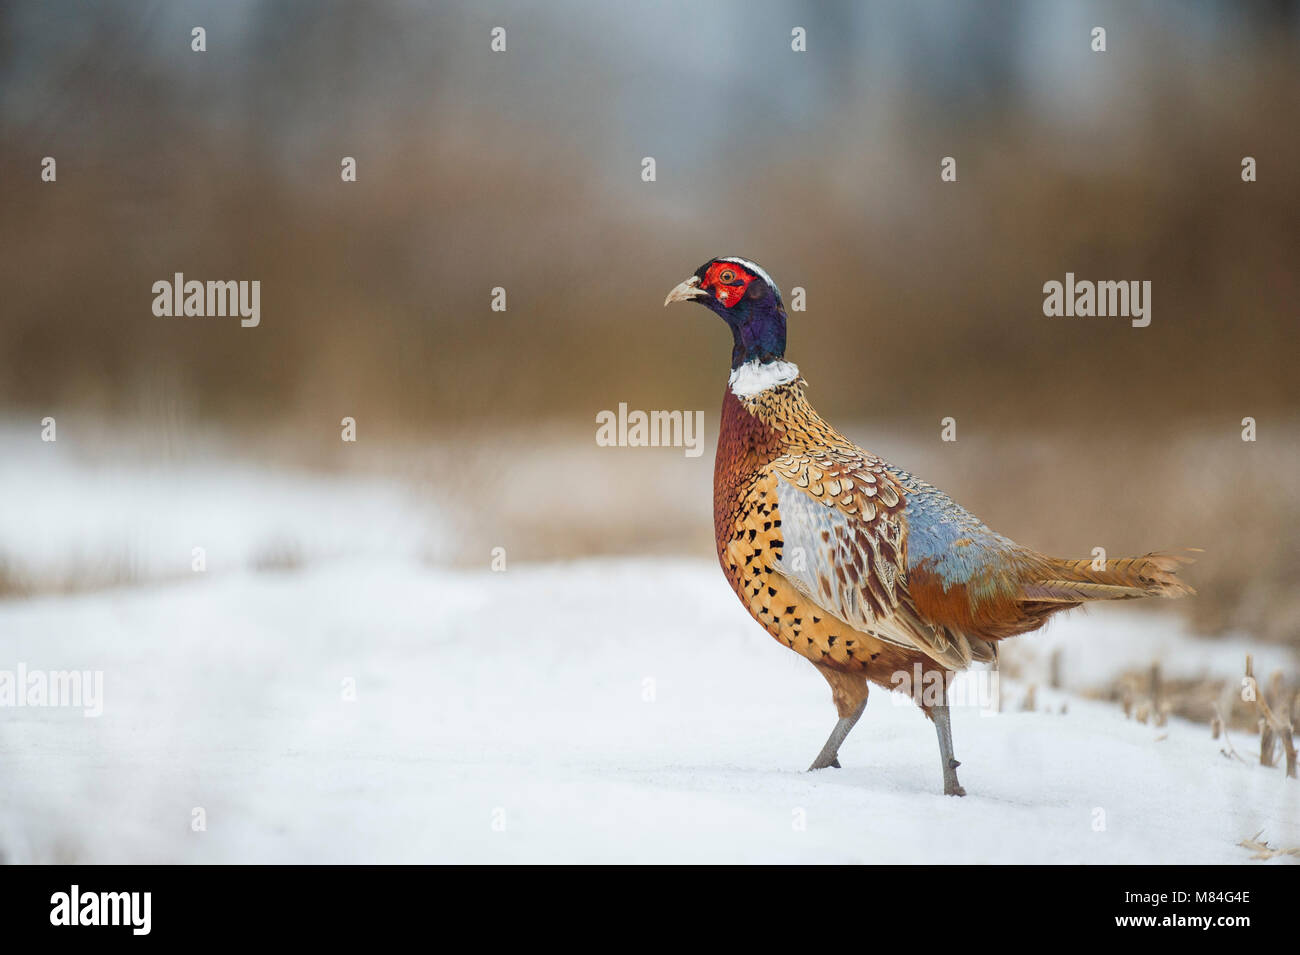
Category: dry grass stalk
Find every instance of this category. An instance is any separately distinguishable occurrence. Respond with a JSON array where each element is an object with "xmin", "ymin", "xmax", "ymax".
[
  {"xmin": 1239, "ymin": 831, "xmax": 1300, "ymax": 861},
  {"xmin": 1213, "ymin": 703, "xmax": 1247, "ymax": 763},
  {"xmin": 1244, "ymin": 655, "xmax": 1298, "ymax": 778}
]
